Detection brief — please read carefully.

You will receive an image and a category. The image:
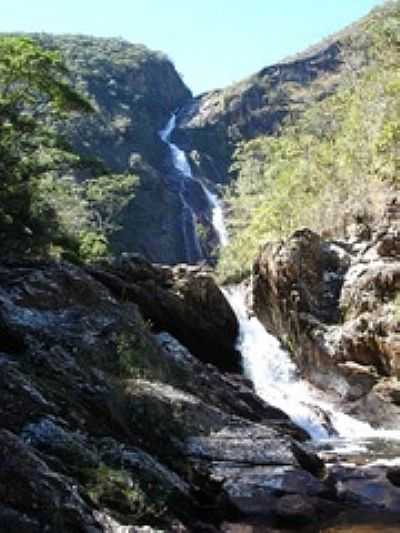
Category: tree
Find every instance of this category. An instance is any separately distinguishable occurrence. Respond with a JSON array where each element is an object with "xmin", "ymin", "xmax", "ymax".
[
  {"xmin": 0, "ymin": 36, "xmax": 92, "ymax": 255},
  {"xmin": 84, "ymin": 174, "xmax": 138, "ymax": 235}
]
